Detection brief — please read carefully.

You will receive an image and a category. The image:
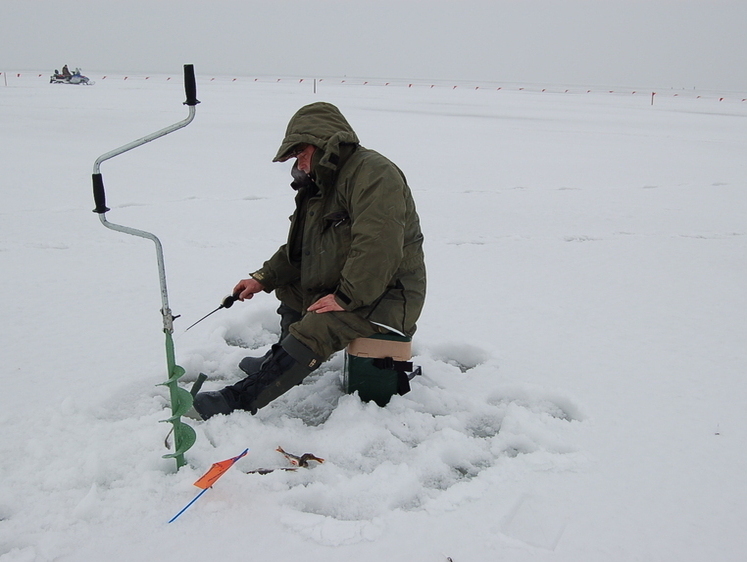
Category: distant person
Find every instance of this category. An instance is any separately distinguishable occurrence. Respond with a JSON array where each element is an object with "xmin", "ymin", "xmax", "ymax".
[
  {"xmin": 61, "ymin": 65, "xmax": 71, "ymax": 77},
  {"xmin": 192, "ymin": 102, "xmax": 426, "ymax": 419}
]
